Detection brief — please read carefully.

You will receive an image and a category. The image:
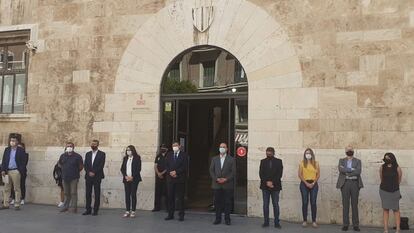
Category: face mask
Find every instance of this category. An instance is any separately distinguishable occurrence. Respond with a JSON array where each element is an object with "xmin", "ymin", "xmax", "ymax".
[
  {"xmin": 161, "ymin": 148, "xmax": 168, "ymax": 154},
  {"xmin": 66, "ymin": 147, "xmax": 73, "ymax": 153},
  {"xmin": 383, "ymin": 158, "xmax": 391, "ymax": 164},
  {"xmin": 305, "ymin": 153, "xmax": 312, "ymax": 160},
  {"xmin": 91, "ymin": 146, "xmax": 98, "ymax": 151},
  {"xmin": 219, "ymin": 148, "xmax": 226, "ymax": 154},
  {"xmin": 266, "ymin": 153, "xmax": 273, "ymax": 157},
  {"xmin": 172, "ymin": 146, "xmax": 179, "ymax": 153},
  {"xmin": 126, "ymin": 151, "xmax": 133, "ymax": 156},
  {"xmin": 346, "ymin": 151, "xmax": 354, "ymax": 157}
]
